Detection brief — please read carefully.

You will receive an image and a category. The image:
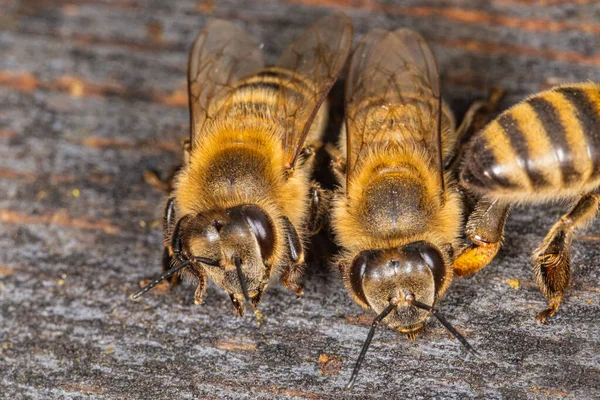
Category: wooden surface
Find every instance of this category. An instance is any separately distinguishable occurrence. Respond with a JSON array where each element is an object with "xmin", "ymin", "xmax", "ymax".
[{"xmin": 2, "ymin": 0, "xmax": 600, "ymax": 398}]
